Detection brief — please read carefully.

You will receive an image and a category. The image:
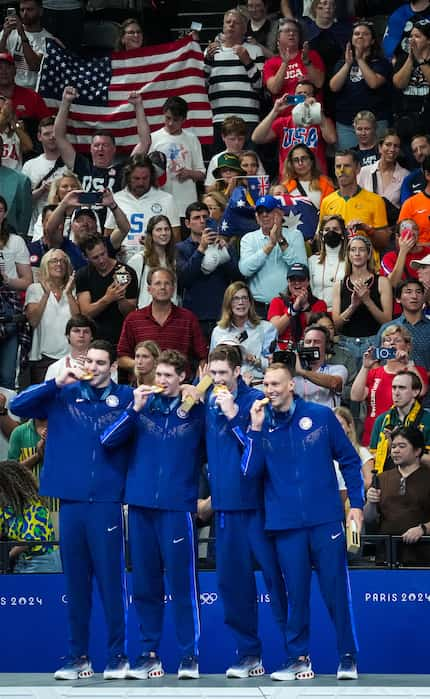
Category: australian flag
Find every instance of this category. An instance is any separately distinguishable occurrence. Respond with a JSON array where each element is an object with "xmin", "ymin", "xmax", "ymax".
[
  {"xmin": 219, "ymin": 186, "xmax": 259, "ymax": 238},
  {"xmin": 247, "ymin": 175, "xmax": 270, "ymax": 202},
  {"xmin": 275, "ymin": 193, "xmax": 319, "ymax": 241}
]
